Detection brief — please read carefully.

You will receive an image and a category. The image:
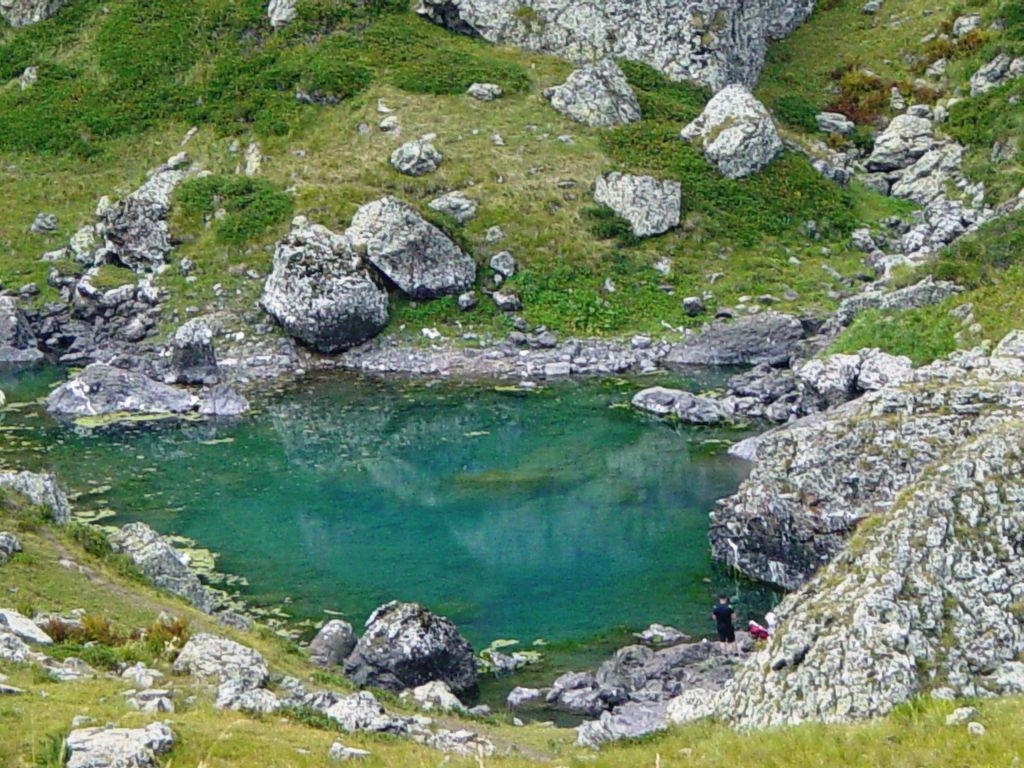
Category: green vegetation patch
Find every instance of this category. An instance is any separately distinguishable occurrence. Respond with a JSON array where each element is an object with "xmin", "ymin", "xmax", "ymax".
[
  {"xmin": 829, "ymin": 305, "xmax": 960, "ymax": 365},
  {"xmin": 618, "ymin": 60, "xmax": 708, "ymax": 123},
  {"xmin": 389, "ymin": 48, "xmax": 531, "ymax": 95},
  {"xmin": 173, "ymin": 174, "xmax": 294, "ymax": 245}
]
